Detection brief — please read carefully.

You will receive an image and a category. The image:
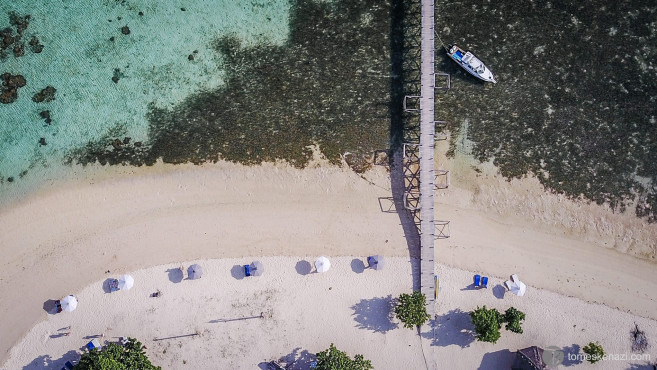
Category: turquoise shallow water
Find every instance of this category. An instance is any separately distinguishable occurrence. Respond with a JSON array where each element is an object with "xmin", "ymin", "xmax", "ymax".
[
  {"xmin": 0, "ymin": 0, "xmax": 290, "ymax": 203},
  {"xmin": 2, "ymin": 0, "xmax": 656, "ymax": 222}
]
